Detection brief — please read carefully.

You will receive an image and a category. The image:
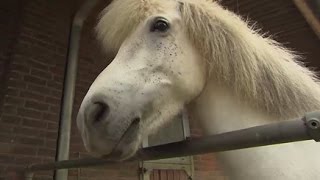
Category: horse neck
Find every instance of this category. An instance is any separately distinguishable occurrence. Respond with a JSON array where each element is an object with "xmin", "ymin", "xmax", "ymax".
[
  {"xmin": 190, "ymin": 34, "xmax": 320, "ymax": 133},
  {"xmin": 190, "ymin": 82, "xmax": 275, "ymax": 134},
  {"xmin": 188, "ymin": 73, "xmax": 320, "ymax": 180}
]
